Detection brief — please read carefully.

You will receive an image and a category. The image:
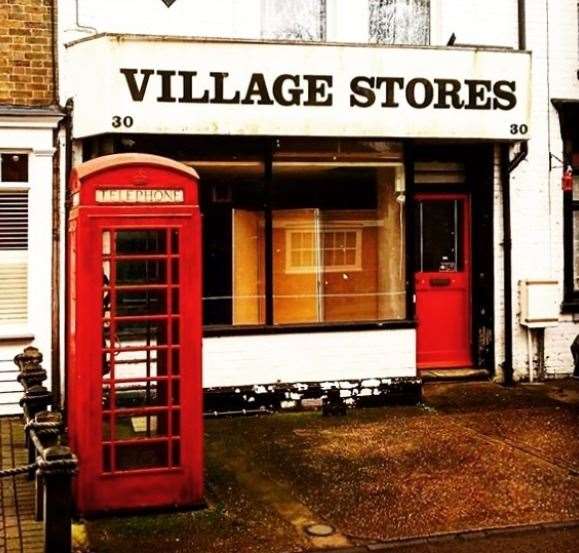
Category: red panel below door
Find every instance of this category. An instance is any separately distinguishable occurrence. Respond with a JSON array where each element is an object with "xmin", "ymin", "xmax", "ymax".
[{"xmin": 416, "ymin": 272, "xmax": 471, "ymax": 368}]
